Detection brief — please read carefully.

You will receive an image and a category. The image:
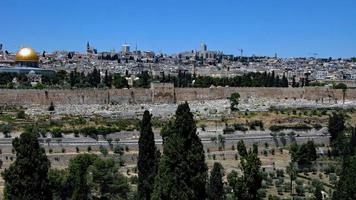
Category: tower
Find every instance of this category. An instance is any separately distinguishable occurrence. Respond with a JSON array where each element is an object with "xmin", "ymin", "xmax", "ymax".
[
  {"xmin": 122, "ymin": 44, "xmax": 130, "ymax": 53},
  {"xmin": 201, "ymin": 43, "xmax": 207, "ymax": 52}
]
